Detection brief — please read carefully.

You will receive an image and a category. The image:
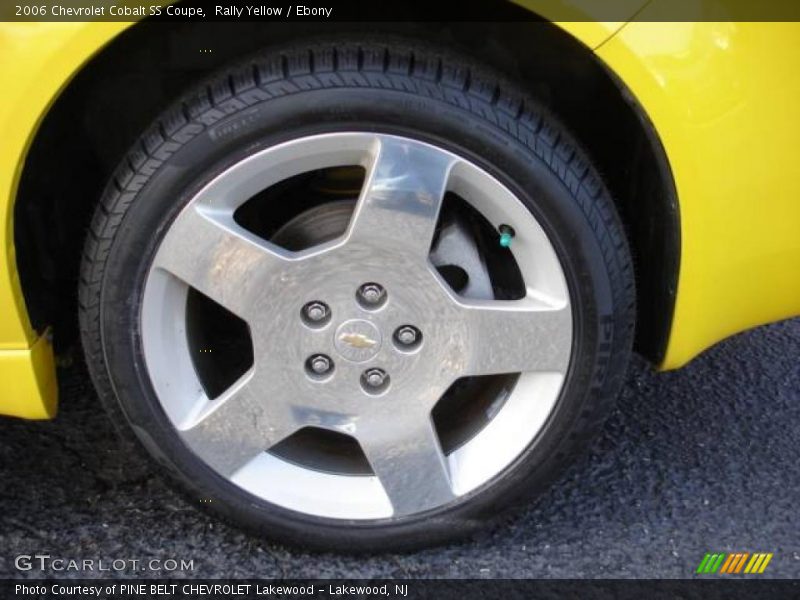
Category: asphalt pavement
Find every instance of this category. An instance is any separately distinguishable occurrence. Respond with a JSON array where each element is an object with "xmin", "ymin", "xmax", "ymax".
[{"xmin": 1, "ymin": 318, "xmax": 798, "ymax": 579}]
